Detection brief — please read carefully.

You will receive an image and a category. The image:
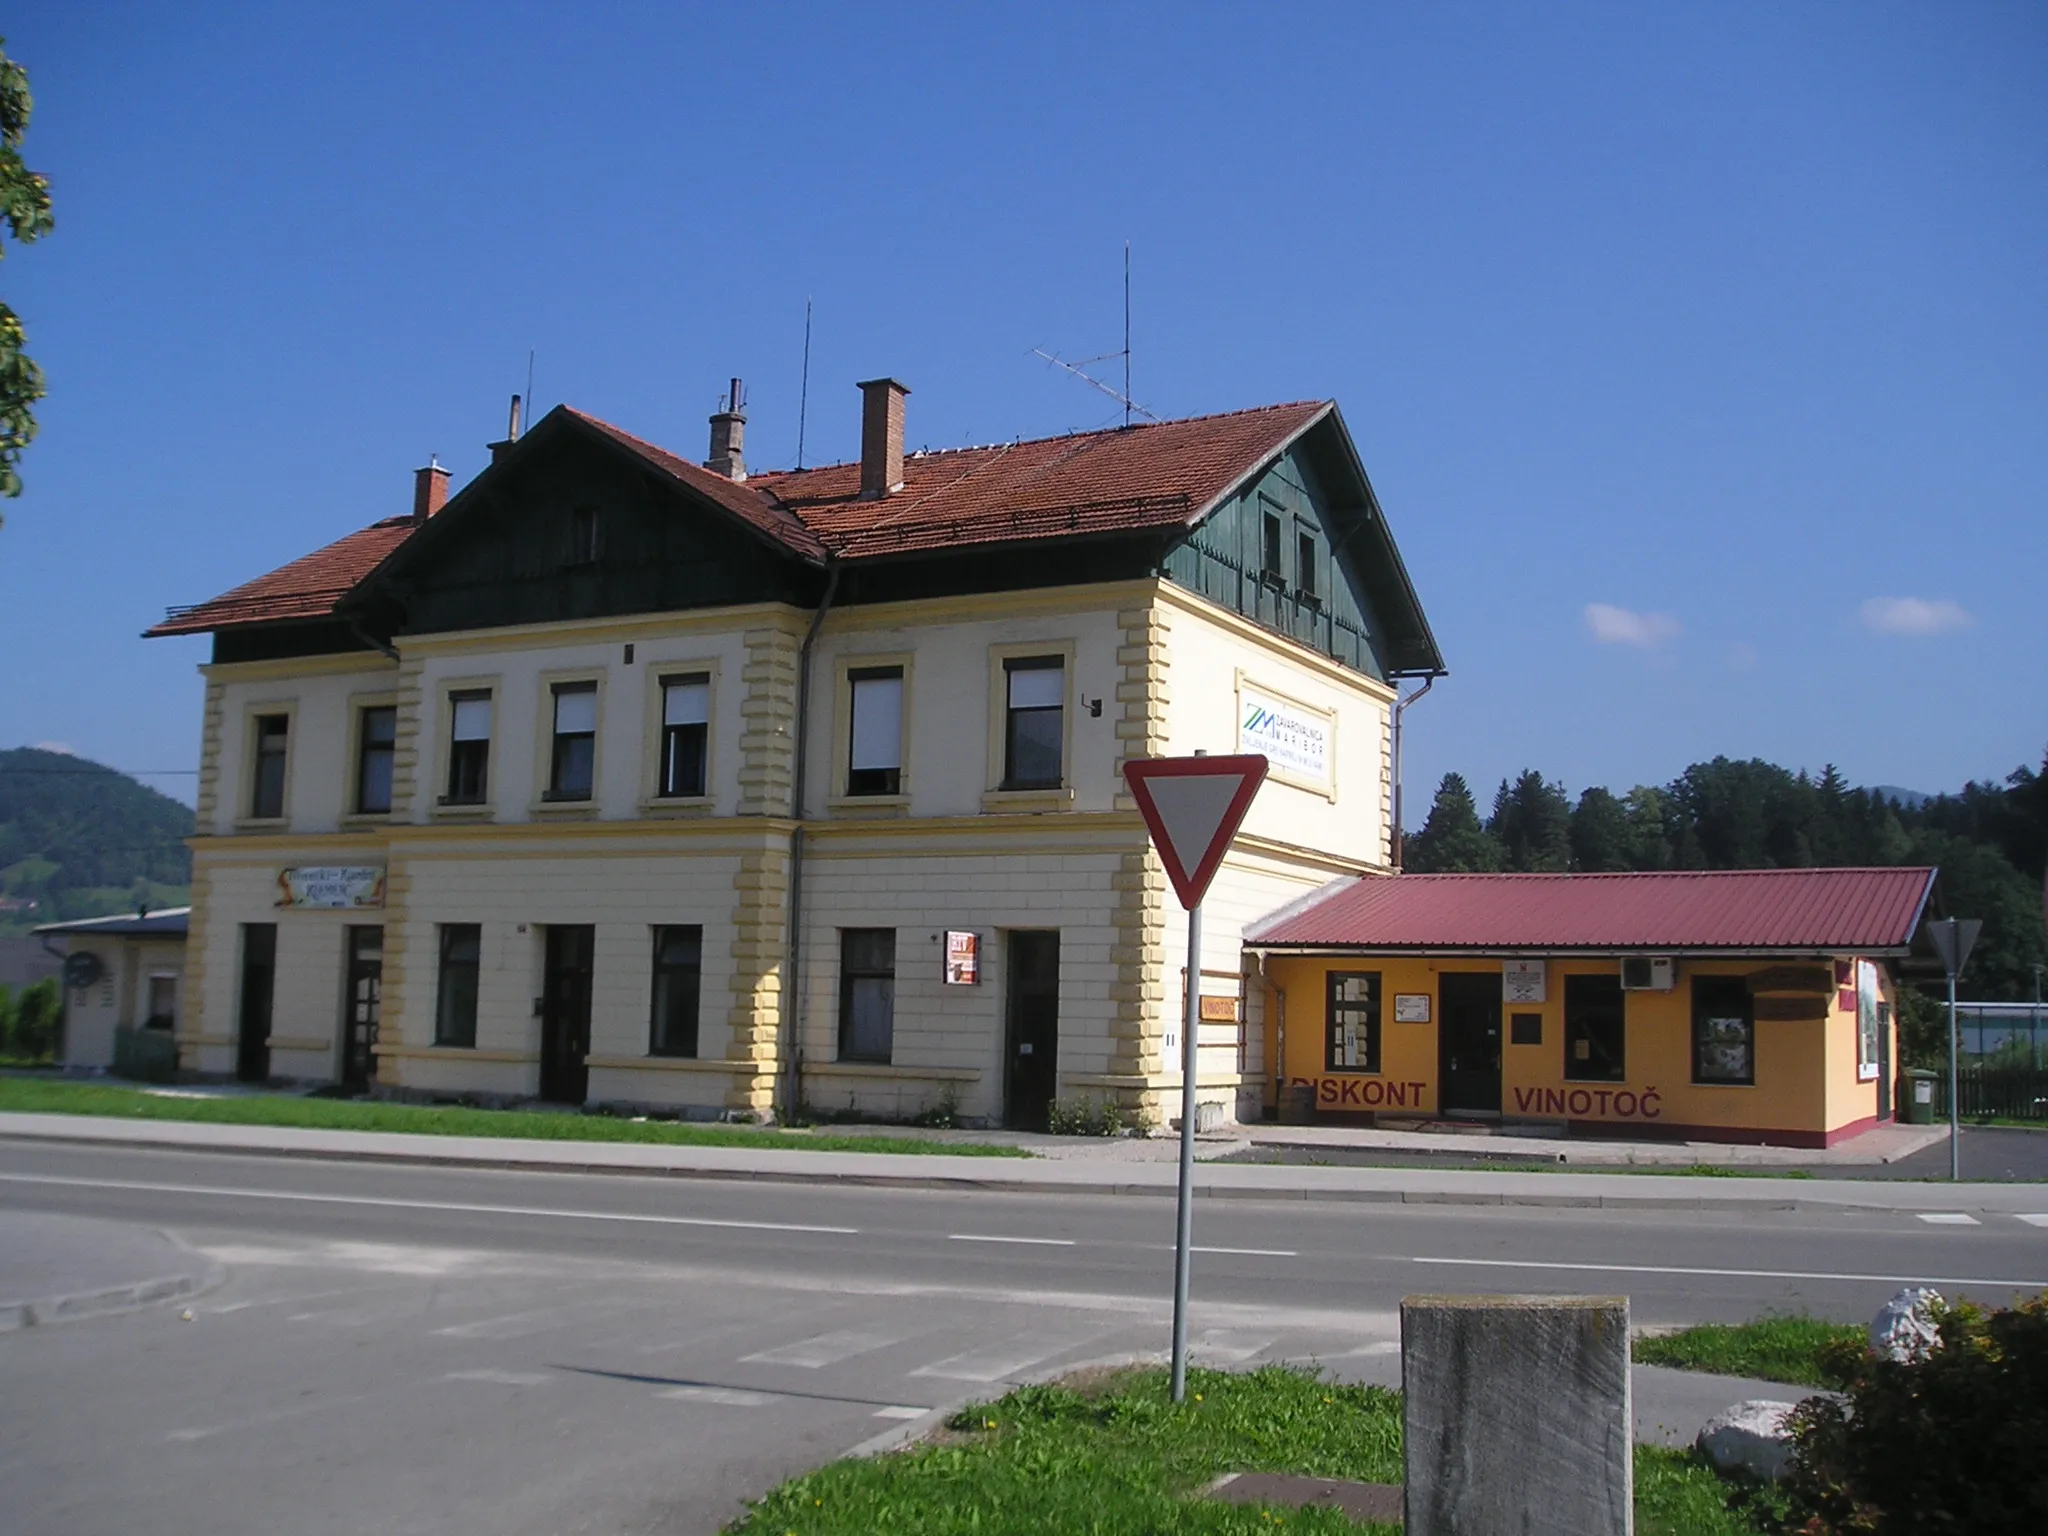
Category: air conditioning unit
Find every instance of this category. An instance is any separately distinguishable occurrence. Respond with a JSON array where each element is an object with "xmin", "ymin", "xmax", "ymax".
[{"xmin": 1619, "ymin": 955, "xmax": 1677, "ymax": 991}]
